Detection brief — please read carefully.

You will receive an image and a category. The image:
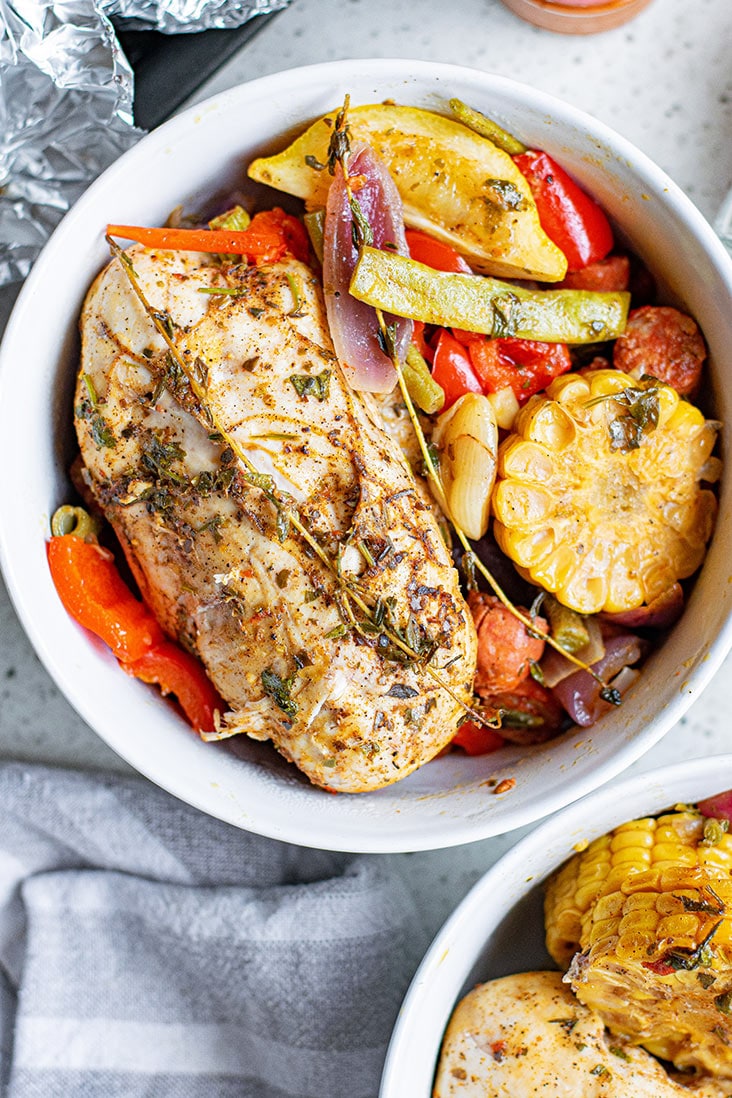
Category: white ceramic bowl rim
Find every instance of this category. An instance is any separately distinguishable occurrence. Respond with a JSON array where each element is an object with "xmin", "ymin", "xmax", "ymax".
[
  {"xmin": 2, "ymin": 59, "xmax": 732, "ymax": 852},
  {"xmin": 380, "ymin": 752, "xmax": 732, "ymax": 1095}
]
